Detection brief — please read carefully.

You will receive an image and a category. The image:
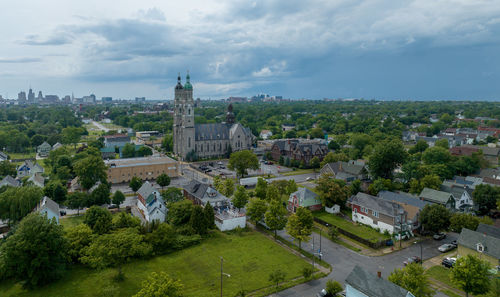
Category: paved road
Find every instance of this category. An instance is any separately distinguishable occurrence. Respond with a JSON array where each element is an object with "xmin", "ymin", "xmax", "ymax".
[
  {"xmin": 91, "ymin": 120, "xmax": 110, "ymax": 132},
  {"xmin": 269, "ymin": 172, "xmax": 318, "ymax": 183},
  {"xmin": 271, "ymin": 230, "xmax": 458, "ymax": 297}
]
